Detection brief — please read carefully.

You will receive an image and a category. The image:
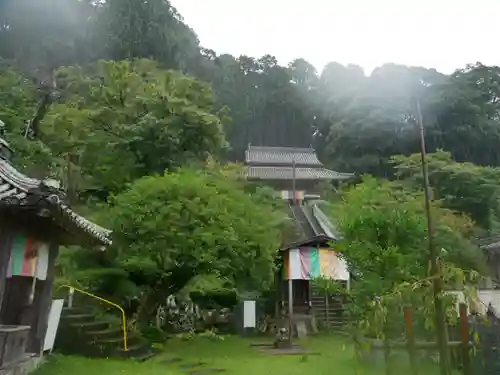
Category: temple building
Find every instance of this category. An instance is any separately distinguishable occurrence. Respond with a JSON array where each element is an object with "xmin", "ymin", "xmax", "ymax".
[
  {"xmin": 244, "ymin": 145, "xmax": 354, "ymax": 331},
  {"xmin": 245, "ymin": 145, "xmax": 353, "ymax": 200},
  {"xmin": 0, "ymin": 137, "xmax": 111, "ymax": 373}
]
